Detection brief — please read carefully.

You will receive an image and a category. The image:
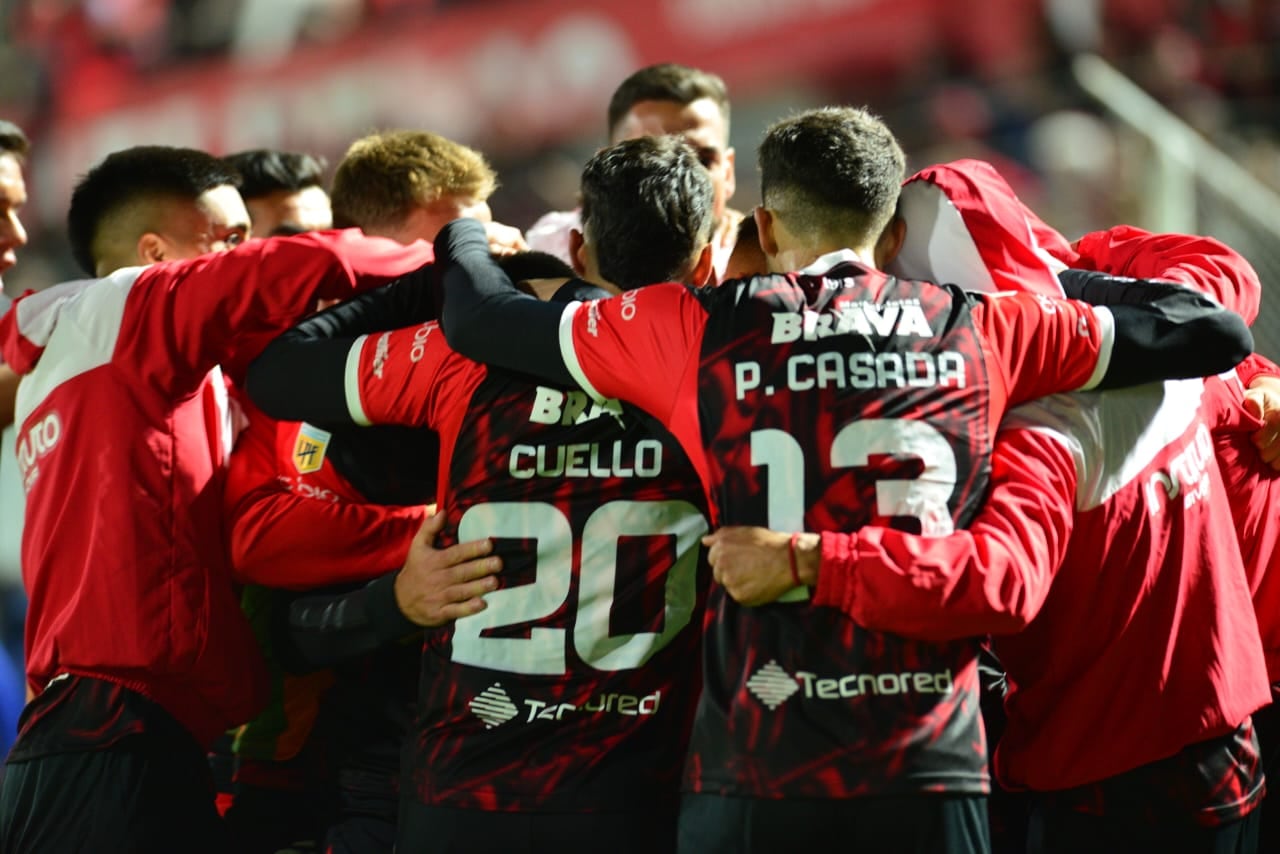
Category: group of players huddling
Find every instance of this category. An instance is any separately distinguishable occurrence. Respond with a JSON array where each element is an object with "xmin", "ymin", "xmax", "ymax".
[{"xmin": 0, "ymin": 62, "xmax": 1276, "ymax": 854}]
